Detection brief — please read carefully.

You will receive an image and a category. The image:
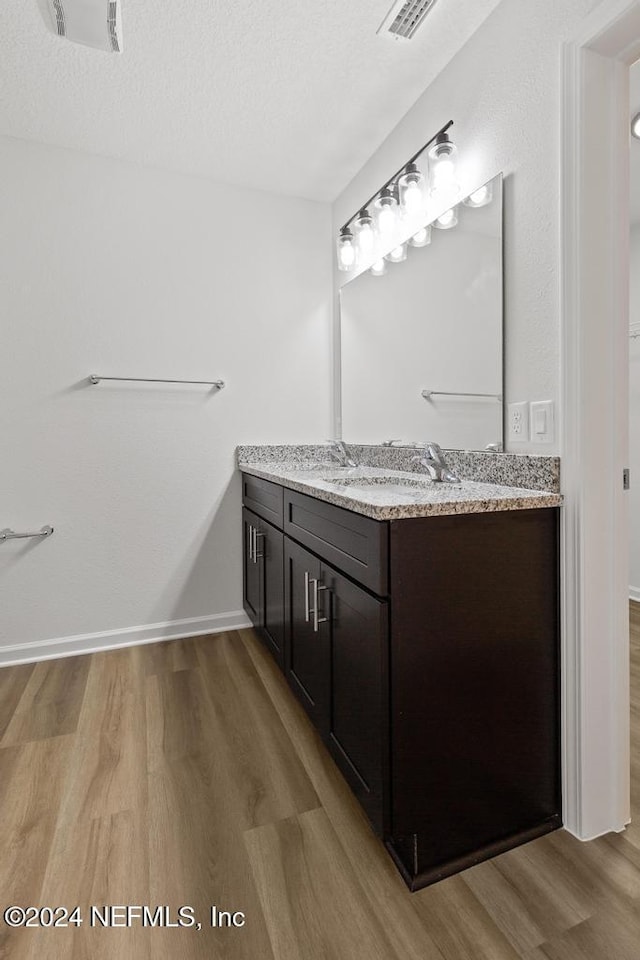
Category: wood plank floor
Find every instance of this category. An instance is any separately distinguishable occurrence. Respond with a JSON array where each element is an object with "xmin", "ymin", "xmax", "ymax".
[{"xmin": 0, "ymin": 614, "xmax": 638, "ymax": 959}]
